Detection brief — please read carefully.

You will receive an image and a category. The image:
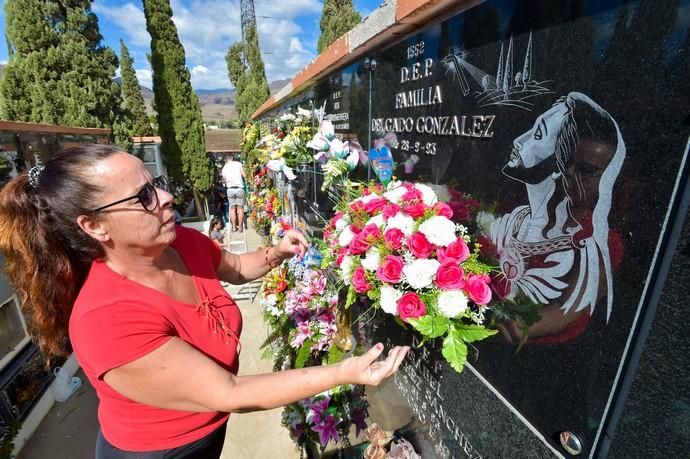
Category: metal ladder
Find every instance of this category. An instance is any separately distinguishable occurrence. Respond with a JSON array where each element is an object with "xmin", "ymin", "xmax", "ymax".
[{"xmin": 225, "ymin": 224, "xmax": 248, "ymax": 254}]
